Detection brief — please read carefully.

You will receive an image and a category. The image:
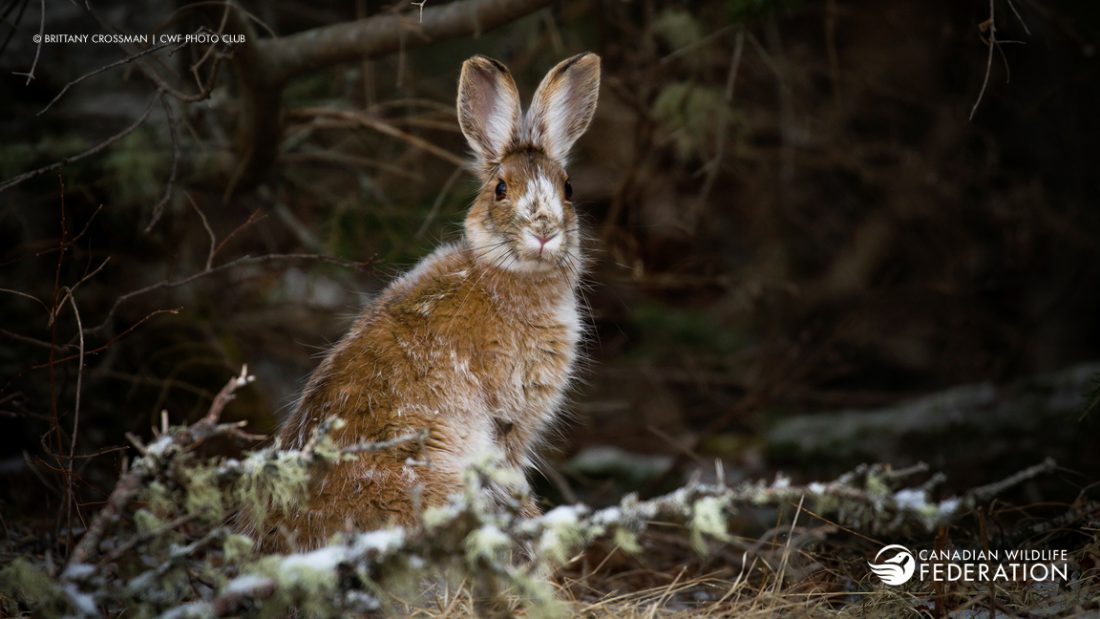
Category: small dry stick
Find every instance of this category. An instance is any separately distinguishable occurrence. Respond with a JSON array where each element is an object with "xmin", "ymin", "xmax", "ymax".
[
  {"xmin": 970, "ymin": 0, "xmax": 997, "ymax": 120},
  {"xmin": 11, "ymin": 0, "xmax": 44, "ymax": 84},
  {"xmin": 64, "ymin": 366, "xmax": 255, "ymax": 570}
]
